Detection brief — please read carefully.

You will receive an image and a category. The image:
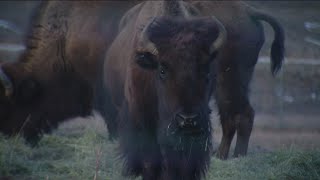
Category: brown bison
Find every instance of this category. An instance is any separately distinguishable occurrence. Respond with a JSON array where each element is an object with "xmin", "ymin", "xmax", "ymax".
[
  {"xmin": 188, "ymin": 0, "xmax": 284, "ymax": 159},
  {"xmin": 103, "ymin": 0, "xmax": 284, "ymax": 179},
  {"xmin": 0, "ymin": 1, "xmax": 137, "ymax": 145}
]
